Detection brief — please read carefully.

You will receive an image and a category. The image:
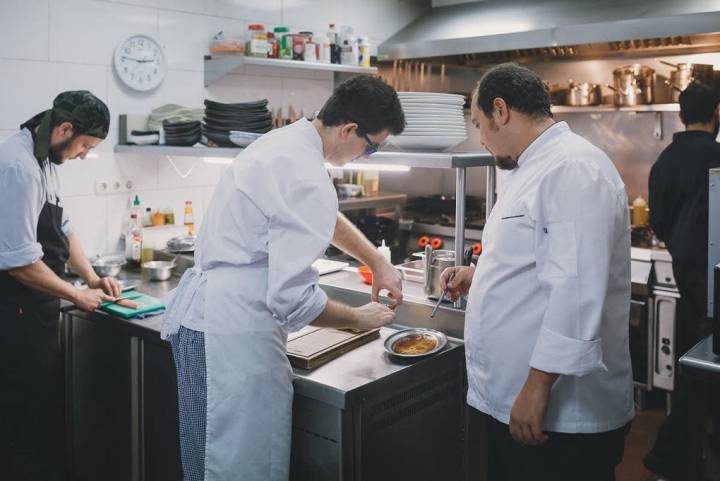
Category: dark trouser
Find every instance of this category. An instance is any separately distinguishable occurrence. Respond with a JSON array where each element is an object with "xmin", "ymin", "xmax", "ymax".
[
  {"xmin": 469, "ymin": 407, "xmax": 631, "ymax": 481},
  {"xmin": 645, "ymin": 260, "xmax": 712, "ymax": 478},
  {"xmin": 0, "ymin": 300, "xmax": 65, "ymax": 481}
]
